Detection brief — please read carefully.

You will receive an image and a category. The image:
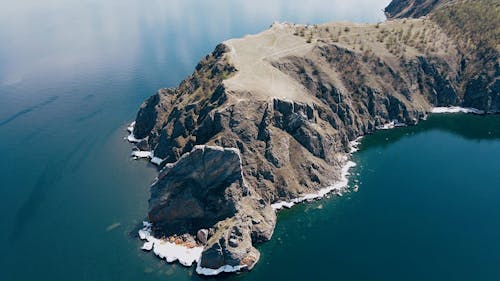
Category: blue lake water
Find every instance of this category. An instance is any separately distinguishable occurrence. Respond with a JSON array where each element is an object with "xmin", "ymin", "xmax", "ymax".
[{"xmin": 1, "ymin": 1, "xmax": 499, "ymax": 280}]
